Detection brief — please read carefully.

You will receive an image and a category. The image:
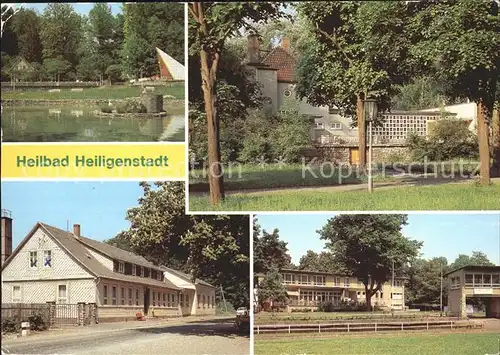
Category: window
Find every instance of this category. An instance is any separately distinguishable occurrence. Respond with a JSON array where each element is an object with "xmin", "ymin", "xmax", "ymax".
[
  {"xmin": 118, "ymin": 262, "xmax": 124, "ymax": 273},
  {"xmin": 135, "ymin": 289, "xmax": 139, "ymax": 306},
  {"xmin": 493, "ymin": 274, "xmax": 500, "ymax": 286},
  {"xmin": 198, "ymin": 294, "xmax": 201, "ymax": 308},
  {"xmin": 43, "ymin": 250, "xmax": 52, "ymax": 267},
  {"xmin": 180, "ymin": 294, "xmax": 184, "ymax": 307},
  {"xmin": 380, "ymin": 293, "xmax": 383, "ymax": 298},
  {"xmin": 132, "ymin": 265, "xmax": 136, "ymax": 276},
  {"xmin": 12, "ymin": 286, "xmax": 21, "ymax": 302},
  {"xmin": 58, "ymin": 285, "xmax": 67, "ymax": 303},
  {"xmin": 314, "ymin": 122, "xmax": 324, "ymax": 130},
  {"xmin": 121, "ymin": 287, "xmax": 125, "ymax": 305},
  {"xmin": 163, "ymin": 293, "xmax": 166, "ymax": 307},
  {"xmin": 112, "ymin": 286, "xmax": 117, "ymax": 305},
  {"xmin": 128, "ymin": 288, "xmax": 133, "ymax": 306},
  {"xmin": 202, "ymin": 295, "xmax": 206, "ymax": 308},
  {"xmin": 283, "ymin": 89, "xmax": 292, "ymax": 98},
  {"xmin": 29, "ymin": 251, "xmax": 37, "ymax": 268},
  {"xmin": 185, "ymin": 294, "xmax": 189, "ymax": 308},
  {"xmin": 465, "ymin": 274, "xmax": 473, "ymax": 285},
  {"xmin": 344, "ymin": 277, "xmax": 350, "ymax": 287},
  {"xmin": 140, "ymin": 267, "xmax": 144, "ymax": 277},
  {"xmin": 152, "ymin": 291, "xmax": 156, "ymax": 306},
  {"xmin": 157, "ymin": 271, "xmax": 162, "ymax": 281},
  {"xmin": 330, "ymin": 122, "xmax": 342, "ymax": 130},
  {"xmin": 103, "ymin": 285, "xmax": 108, "ymax": 305}
]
